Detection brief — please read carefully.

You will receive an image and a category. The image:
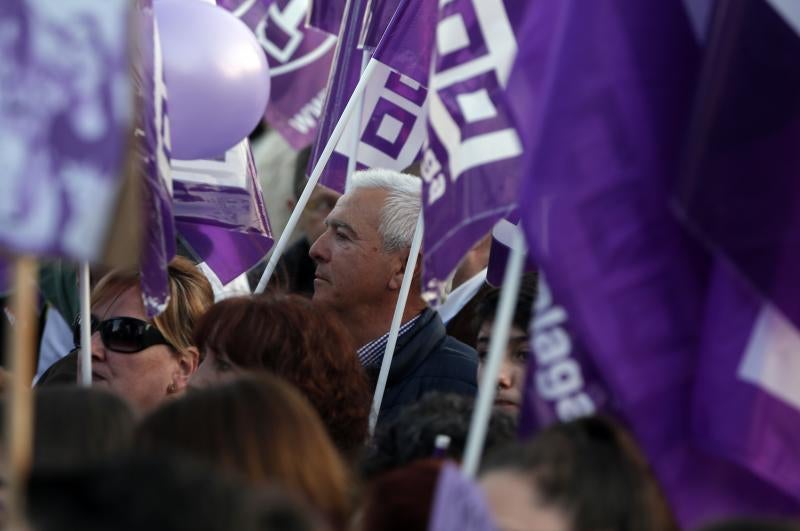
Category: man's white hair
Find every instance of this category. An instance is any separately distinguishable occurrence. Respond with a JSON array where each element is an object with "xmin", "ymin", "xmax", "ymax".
[{"xmin": 350, "ymin": 169, "xmax": 421, "ymax": 253}]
